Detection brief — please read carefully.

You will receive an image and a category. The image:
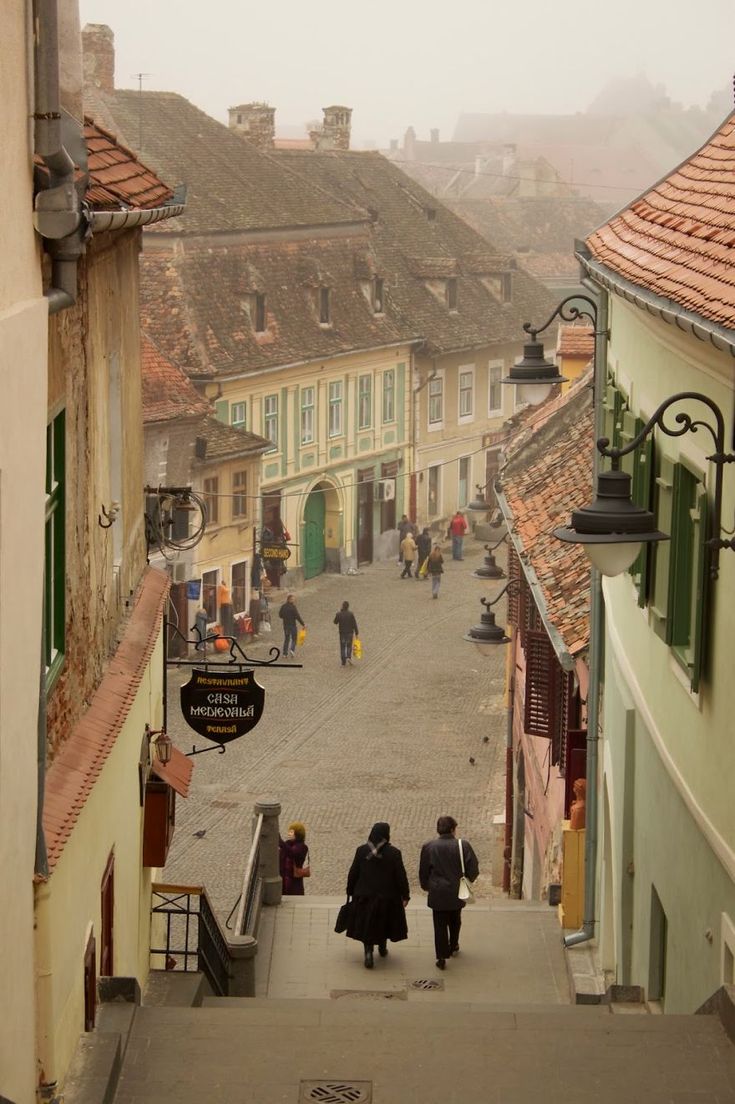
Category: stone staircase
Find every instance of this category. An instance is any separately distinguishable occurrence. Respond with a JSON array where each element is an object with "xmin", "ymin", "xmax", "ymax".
[{"xmin": 63, "ymin": 897, "xmax": 735, "ymax": 1104}]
